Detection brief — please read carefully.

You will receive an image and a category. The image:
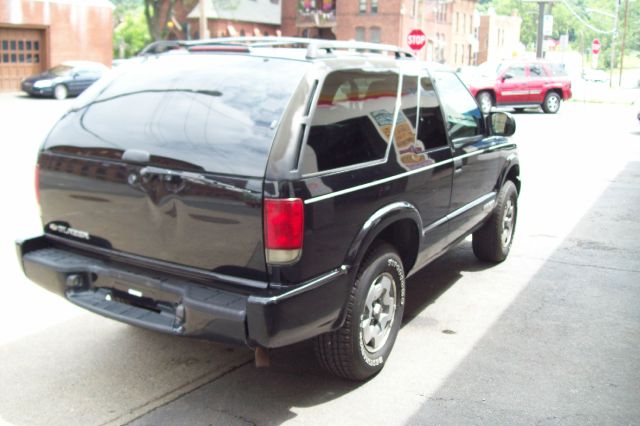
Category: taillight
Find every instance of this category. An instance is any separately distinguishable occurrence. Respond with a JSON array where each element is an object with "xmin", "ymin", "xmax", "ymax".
[
  {"xmin": 264, "ymin": 198, "xmax": 304, "ymax": 264},
  {"xmin": 35, "ymin": 164, "xmax": 40, "ymax": 205}
]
